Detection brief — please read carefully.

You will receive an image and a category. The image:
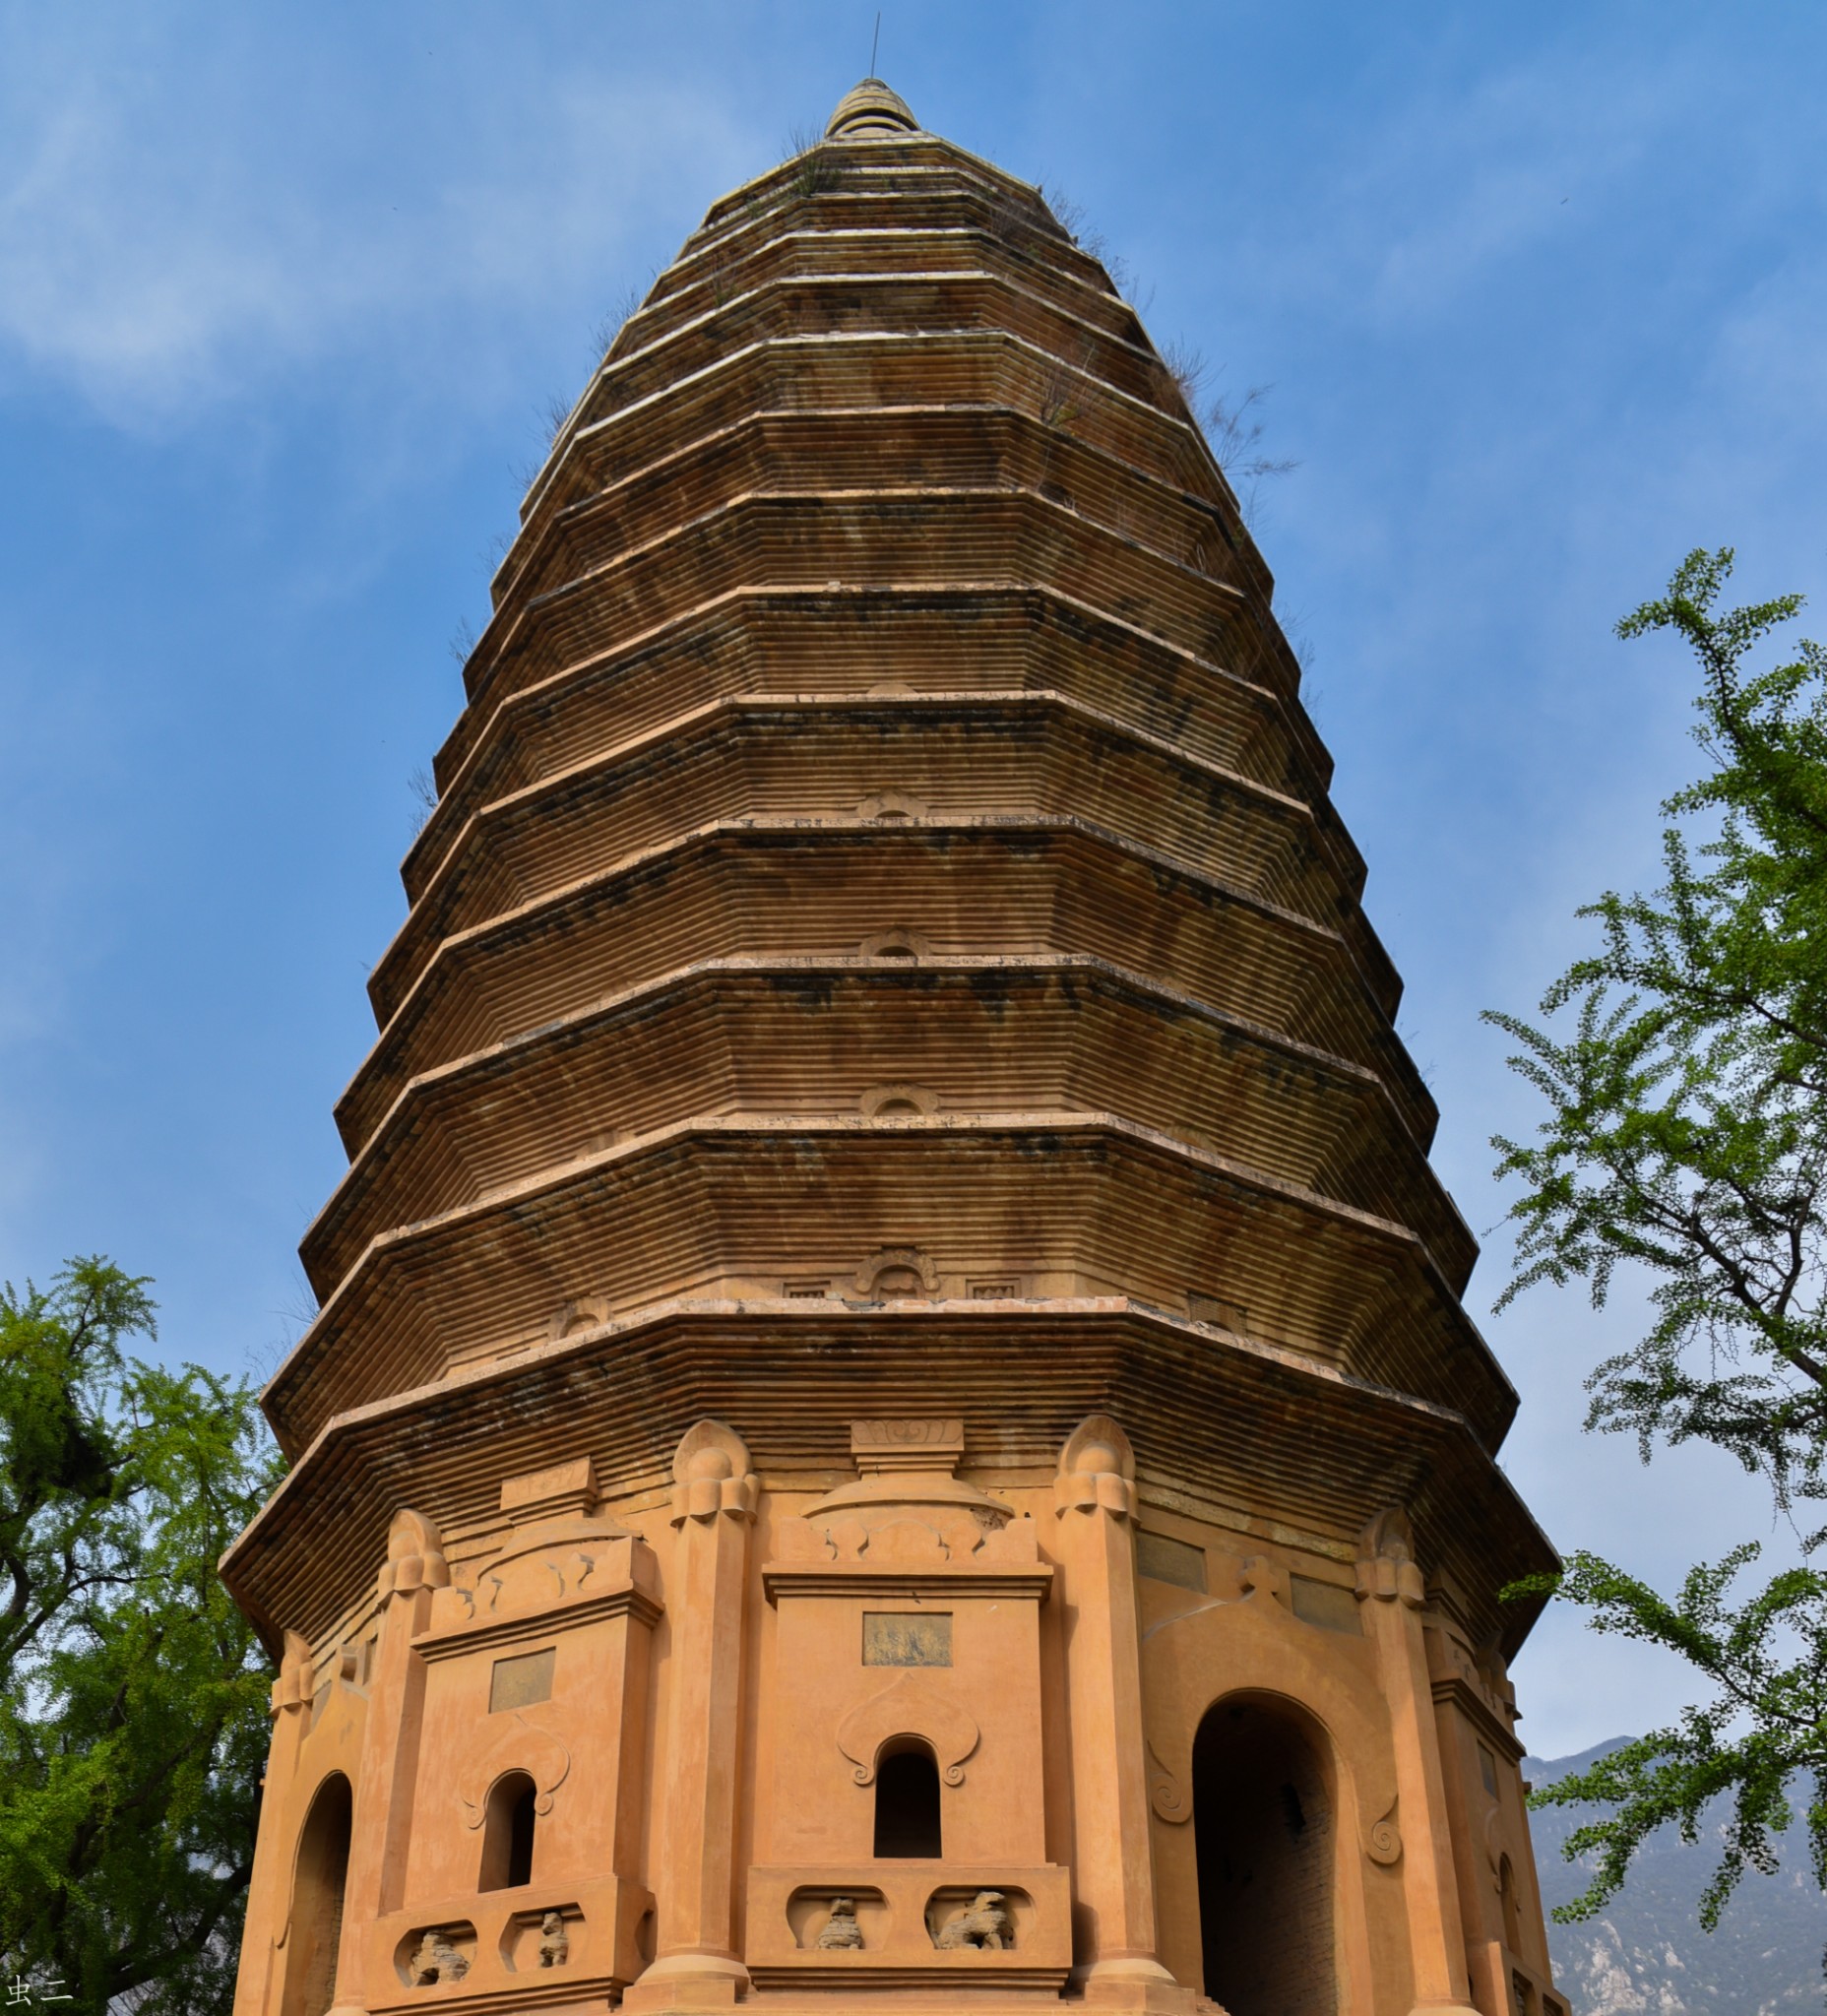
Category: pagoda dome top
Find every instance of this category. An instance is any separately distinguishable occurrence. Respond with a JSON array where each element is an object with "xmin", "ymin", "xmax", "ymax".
[{"xmin": 825, "ymin": 76, "xmax": 918, "ymax": 138}]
